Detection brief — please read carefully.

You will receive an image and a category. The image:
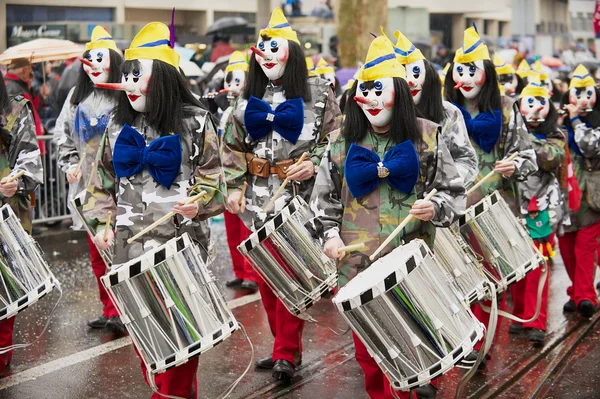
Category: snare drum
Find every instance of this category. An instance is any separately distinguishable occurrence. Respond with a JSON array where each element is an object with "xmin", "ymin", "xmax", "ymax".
[
  {"xmin": 0, "ymin": 205, "xmax": 59, "ymax": 322},
  {"xmin": 433, "ymin": 227, "xmax": 488, "ymax": 305},
  {"xmin": 101, "ymin": 233, "xmax": 237, "ymax": 374},
  {"xmin": 238, "ymin": 196, "xmax": 337, "ymax": 316},
  {"xmin": 333, "ymin": 239, "xmax": 484, "ymax": 390},
  {"xmin": 71, "ymin": 190, "xmax": 113, "ymax": 267},
  {"xmin": 458, "ymin": 191, "xmax": 544, "ymax": 293}
]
